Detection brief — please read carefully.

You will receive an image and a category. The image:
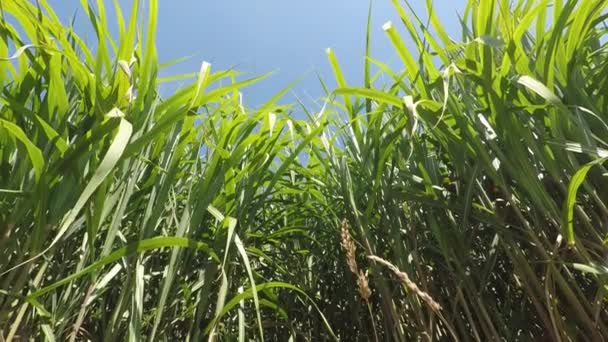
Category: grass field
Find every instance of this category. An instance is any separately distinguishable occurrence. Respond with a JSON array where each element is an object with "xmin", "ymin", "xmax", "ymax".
[{"xmin": 1, "ymin": 0, "xmax": 608, "ymax": 340}]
